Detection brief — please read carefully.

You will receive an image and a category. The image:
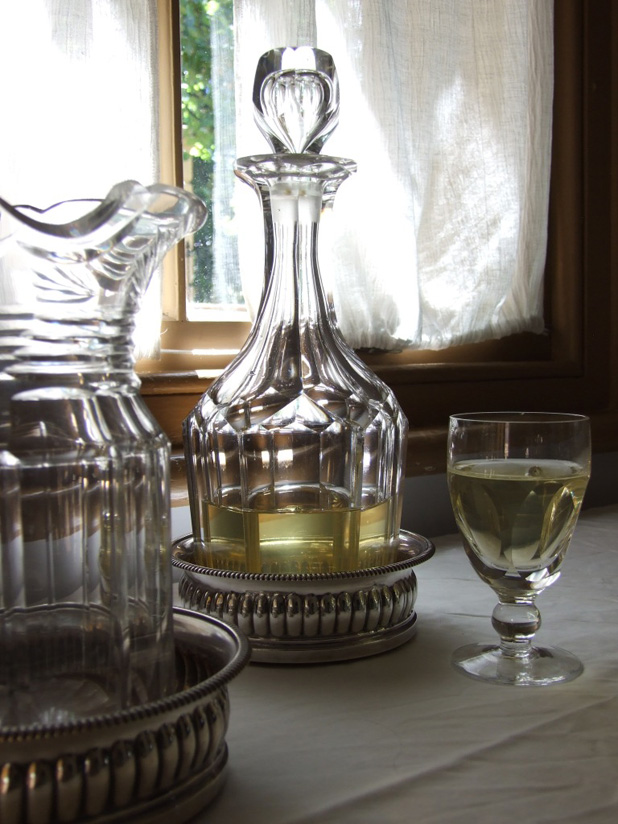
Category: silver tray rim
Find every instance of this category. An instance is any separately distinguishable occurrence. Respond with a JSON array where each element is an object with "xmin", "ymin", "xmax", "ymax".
[
  {"xmin": 174, "ymin": 531, "xmax": 435, "ymax": 664},
  {"xmin": 0, "ymin": 608, "xmax": 250, "ymax": 741},
  {"xmin": 0, "ymin": 608, "xmax": 251, "ymax": 824},
  {"xmin": 172, "ymin": 529, "xmax": 435, "ymax": 584}
]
